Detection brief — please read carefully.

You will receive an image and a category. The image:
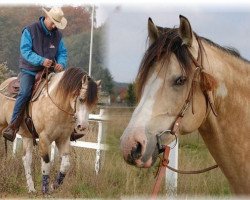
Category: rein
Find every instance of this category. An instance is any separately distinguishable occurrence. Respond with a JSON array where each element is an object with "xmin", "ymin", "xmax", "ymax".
[
  {"xmin": 45, "ymin": 68, "xmax": 75, "ymax": 116},
  {"xmin": 152, "ymin": 37, "xmax": 218, "ymax": 198}
]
